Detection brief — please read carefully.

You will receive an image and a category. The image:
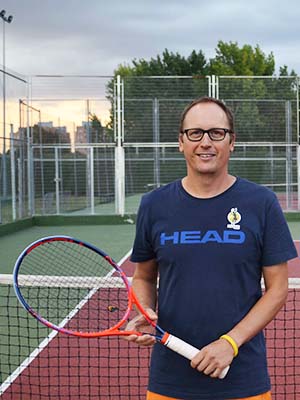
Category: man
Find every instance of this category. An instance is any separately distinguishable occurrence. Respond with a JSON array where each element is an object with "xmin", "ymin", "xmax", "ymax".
[{"xmin": 126, "ymin": 97, "xmax": 297, "ymax": 399}]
